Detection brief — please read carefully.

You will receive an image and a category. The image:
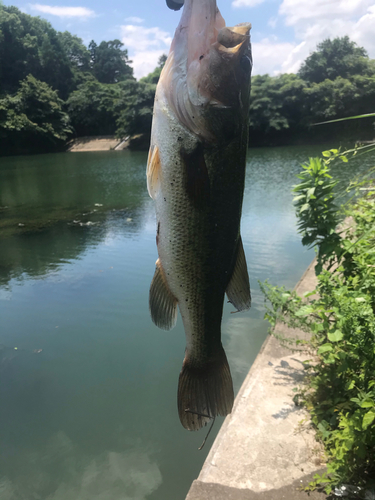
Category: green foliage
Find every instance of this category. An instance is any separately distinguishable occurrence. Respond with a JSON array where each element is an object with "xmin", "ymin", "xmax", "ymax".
[
  {"xmin": 261, "ymin": 151, "xmax": 375, "ymax": 492},
  {"xmin": 298, "ymin": 37, "xmax": 372, "ymax": 84},
  {"xmin": 1, "ymin": 4, "xmax": 374, "ymax": 153},
  {"xmin": 0, "ymin": 74, "xmax": 72, "ymax": 153},
  {"xmin": 0, "ymin": 6, "xmax": 138, "ymax": 153},
  {"xmin": 293, "ymin": 155, "xmax": 342, "ymax": 274},
  {"xmin": 66, "ymin": 79, "xmax": 122, "ymax": 136},
  {"xmin": 0, "ymin": 6, "xmax": 76, "ymax": 99},
  {"xmin": 115, "ymin": 80, "xmax": 157, "ymax": 138},
  {"xmin": 249, "ymin": 37, "xmax": 375, "ymax": 145},
  {"xmin": 57, "ymin": 31, "xmax": 91, "ymax": 76},
  {"xmin": 89, "ymin": 39, "xmax": 133, "ymax": 84}
]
